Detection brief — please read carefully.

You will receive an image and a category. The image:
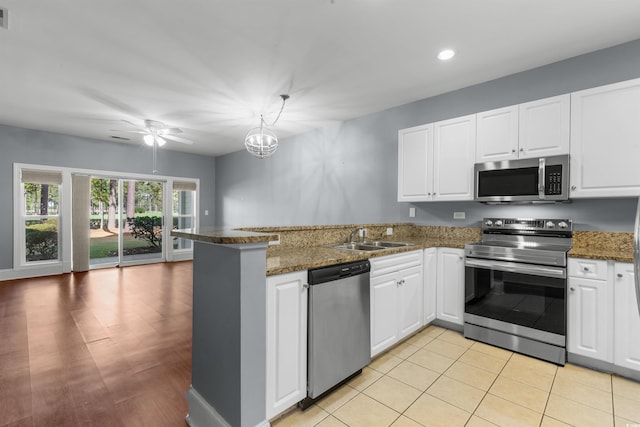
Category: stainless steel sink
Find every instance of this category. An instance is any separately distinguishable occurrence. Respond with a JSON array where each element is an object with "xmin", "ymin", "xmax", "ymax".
[
  {"xmin": 331, "ymin": 243, "xmax": 386, "ymax": 252},
  {"xmin": 363, "ymin": 240, "xmax": 415, "ymax": 248},
  {"xmin": 330, "ymin": 241, "xmax": 415, "ymax": 252}
]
